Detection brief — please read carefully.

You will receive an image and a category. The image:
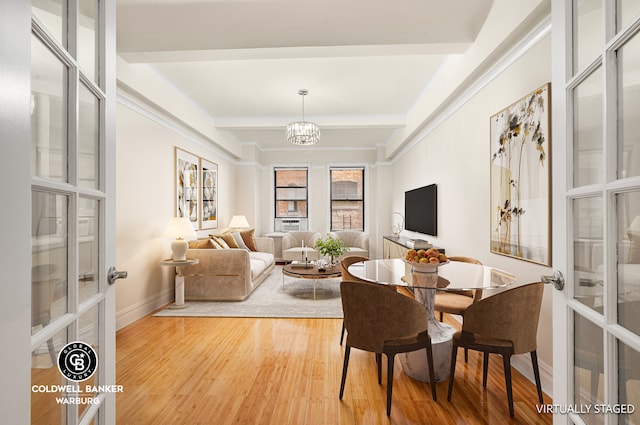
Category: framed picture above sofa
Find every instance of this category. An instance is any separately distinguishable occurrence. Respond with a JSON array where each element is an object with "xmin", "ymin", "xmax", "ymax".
[
  {"xmin": 175, "ymin": 148, "xmax": 199, "ymax": 229},
  {"xmin": 175, "ymin": 148, "xmax": 219, "ymax": 230},
  {"xmin": 200, "ymin": 158, "xmax": 218, "ymax": 229}
]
